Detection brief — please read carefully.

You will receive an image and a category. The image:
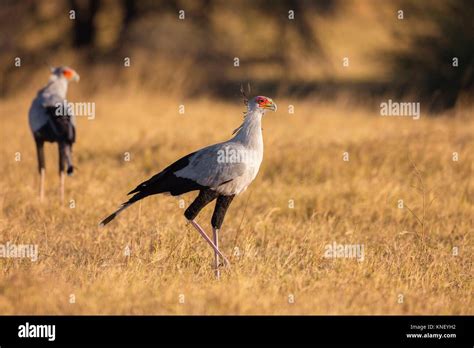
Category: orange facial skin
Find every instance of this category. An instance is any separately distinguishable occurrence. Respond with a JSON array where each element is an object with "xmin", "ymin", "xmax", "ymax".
[
  {"xmin": 256, "ymin": 96, "xmax": 269, "ymax": 107},
  {"xmin": 62, "ymin": 69, "xmax": 75, "ymax": 80}
]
